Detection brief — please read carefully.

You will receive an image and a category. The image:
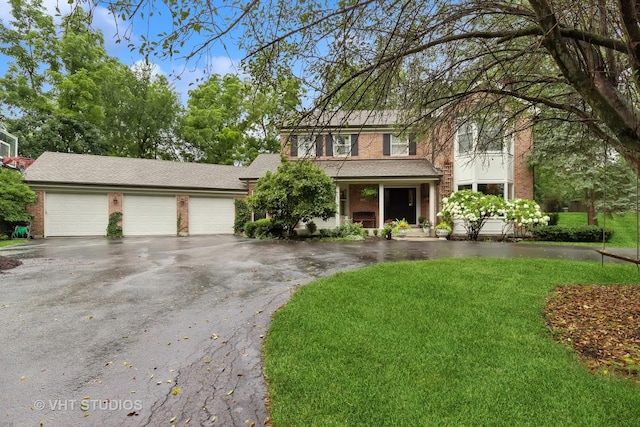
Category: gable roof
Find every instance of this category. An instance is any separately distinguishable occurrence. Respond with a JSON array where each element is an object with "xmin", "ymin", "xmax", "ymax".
[
  {"xmin": 24, "ymin": 152, "xmax": 247, "ymax": 191},
  {"xmin": 239, "ymin": 154, "xmax": 441, "ymax": 180},
  {"xmin": 284, "ymin": 110, "xmax": 404, "ymax": 131}
]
